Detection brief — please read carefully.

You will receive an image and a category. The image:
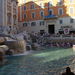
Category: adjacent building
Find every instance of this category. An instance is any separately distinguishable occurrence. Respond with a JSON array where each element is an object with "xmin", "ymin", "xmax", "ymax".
[
  {"xmin": 18, "ymin": 0, "xmax": 75, "ymax": 35},
  {"xmin": 0, "ymin": 0, "xmax": 18, "ymax": 31}
]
